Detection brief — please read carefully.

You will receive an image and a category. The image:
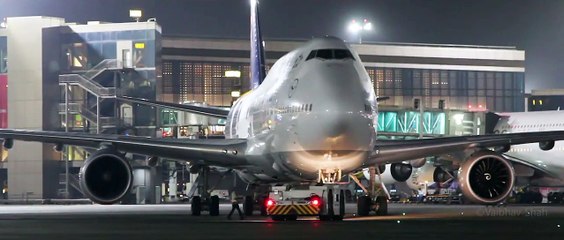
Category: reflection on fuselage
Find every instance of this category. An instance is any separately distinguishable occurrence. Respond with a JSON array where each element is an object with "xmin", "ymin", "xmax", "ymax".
[{"xmin": 226, "ymin": 37, "xmax": 378, "ymax": 182}]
